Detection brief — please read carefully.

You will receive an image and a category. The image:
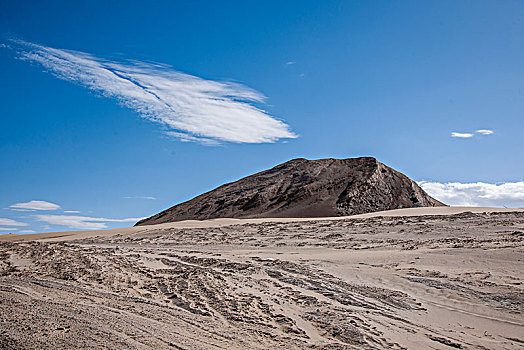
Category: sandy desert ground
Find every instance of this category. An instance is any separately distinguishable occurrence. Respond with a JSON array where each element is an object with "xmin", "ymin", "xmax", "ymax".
[{"xmin": 1, "ymin": 207, "xmax": 523, "ymax": 349}]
